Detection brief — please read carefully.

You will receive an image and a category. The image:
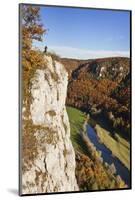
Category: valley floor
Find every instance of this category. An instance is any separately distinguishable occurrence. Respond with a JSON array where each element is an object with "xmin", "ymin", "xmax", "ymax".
[
  {"xmin": 66, "ymin": 106, "xmax": 130, "ymax": 190},
  {"xmin": 94, "ymin": 124, "xmax": 130, "ymax": 170}
]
